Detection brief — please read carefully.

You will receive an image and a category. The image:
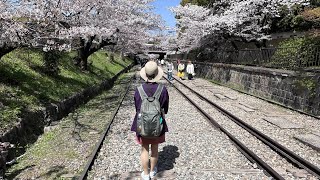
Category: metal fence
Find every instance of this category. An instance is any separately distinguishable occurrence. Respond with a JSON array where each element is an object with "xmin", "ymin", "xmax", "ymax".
[{"xmin": 168, "ymin": 46, "xmax": 320, "ymax": 70}]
